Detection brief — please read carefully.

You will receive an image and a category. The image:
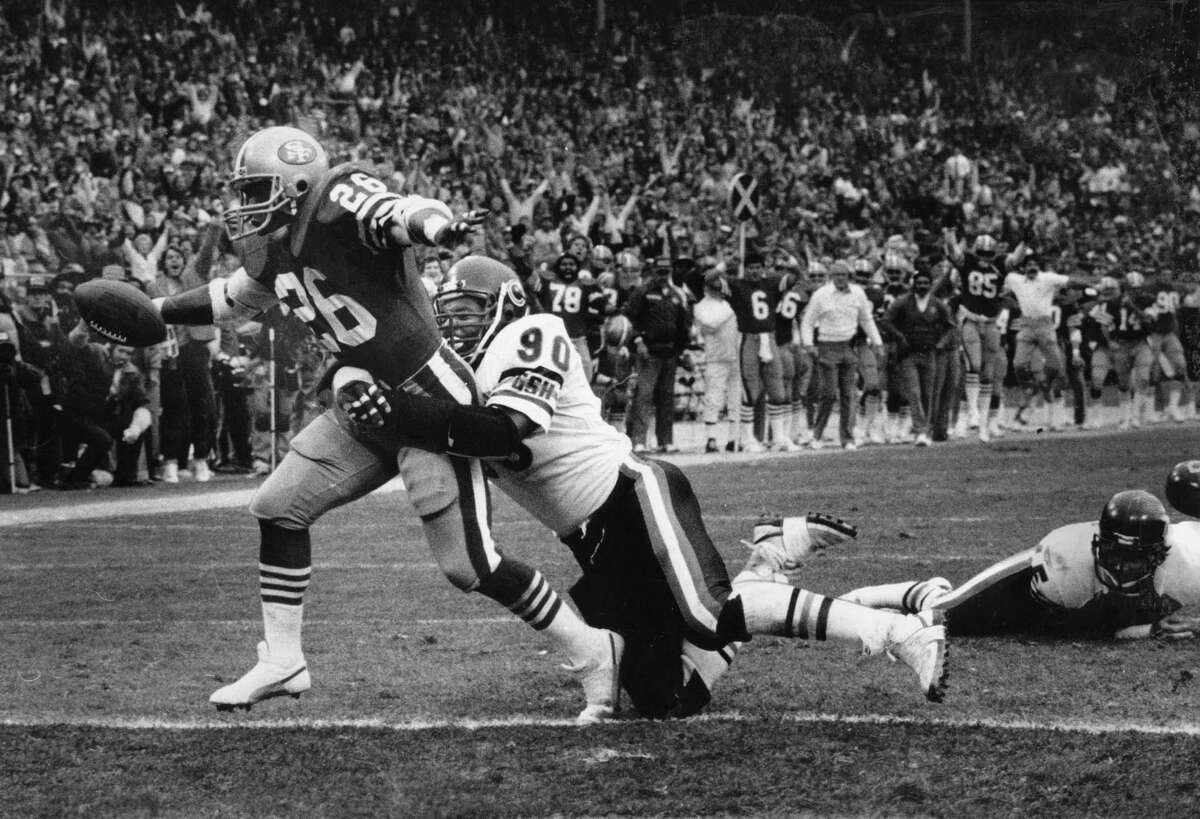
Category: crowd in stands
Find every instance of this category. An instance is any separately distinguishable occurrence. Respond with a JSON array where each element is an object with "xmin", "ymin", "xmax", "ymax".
[{"xmin": 2, "ymin": 0, "xmax": 1200, "ymax": 491}]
